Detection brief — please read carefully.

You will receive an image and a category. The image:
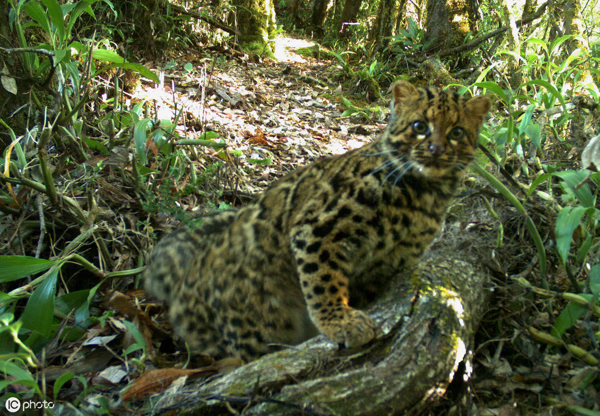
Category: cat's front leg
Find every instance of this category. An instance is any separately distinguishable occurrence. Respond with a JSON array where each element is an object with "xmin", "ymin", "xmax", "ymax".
[{"xmin": 290, "ymin": 225, "xmax": 377, "ymax": 348}]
